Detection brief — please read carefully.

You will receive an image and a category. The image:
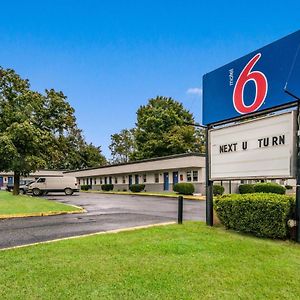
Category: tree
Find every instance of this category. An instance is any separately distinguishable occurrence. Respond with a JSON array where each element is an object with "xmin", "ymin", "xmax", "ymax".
[
  {"xmin": 80, "ymin": 143, "xmax": 107, "ymax": 168},
  {"xmin": 132, "ymin": 96, "xmax": 200, "ymax": 160},
  {"xmin": 0, "ymin": 67, "xmax": 101, "ymax": 194},
  {"xmin": 47, "ymin": 127, "xmax": 106, "ymax": 170},
  {"xmin": 109, "ymin": 128, "xmax": 135, "ymax": 163}
]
